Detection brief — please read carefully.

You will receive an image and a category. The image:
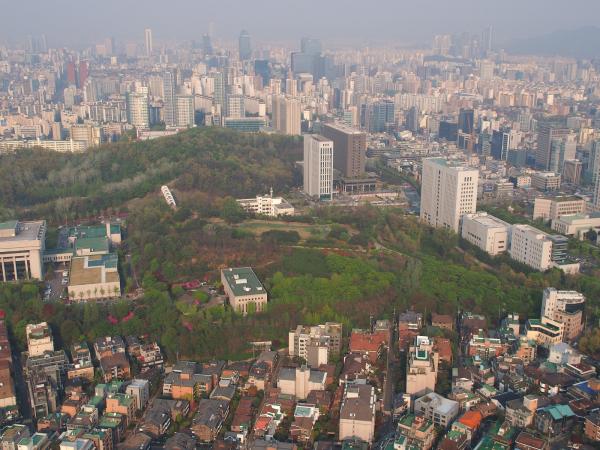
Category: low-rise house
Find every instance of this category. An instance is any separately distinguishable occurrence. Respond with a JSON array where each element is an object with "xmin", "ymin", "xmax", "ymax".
[
  {"xmin": 1, "ymin": 425, "xmax": 30, "ymax": 450},
  {"xmin": 16, "ymin": 433, "xmax": 49, "ymax": 450},
  {"xmin": 432, "ymin": 313, "xmax": 454, "ymax": 331},
  {"xmin": 163, "ymin": 361, "xmax": 213, "ymax": 400},
  {"xmin": 348, "ymin": 329, "xmax": 388, "ymax": 363},
  {"xmin": 452, "ymin": 410, "xmax": 483, "ymax": 441},
  {"xmin": 504, "ymin": 395, "xmax": 538, "ymax": 428},
  {"xmin": 94, "ymin": 337, "xmax": 131, "ymax": 383},
  {"xmin": 438, "ymin": 429, "xmax": 468, "ymax": 450},
  {"xmin": 413, "ymin": 392, "xmax": 459, "ymax": 428},
  {"xmin": 139, "ymin": 406, "xmax": 171, "ymax": 438},
  {"xmin": 105, "ymin": 394, "xmax": 135, "ymax": 425},
  {"xmin": 514, "ymin": 431, "xmax": 548, "ymax": 450},
  {"xmin": 584, "ymin": 411, "xmax": 600, "ymax": 442},
  {"xmin": 98, "ymin": 413, "xmax": 126, "ymax": 445},
  {"xmin": 164, "ymin": 433, "xmax": 196, "ymax": 450},
  {"xmin": 533, "ymin": 404, "xmax": 575, "ymax": 439},
  {"xmin": 290, "ymin": 404, "xmax": 319, "ymax": 443},
  {"xmin": 117, "ymin": 433, "xmax": 151, "ymax": 450},
  {"xmin": 191, "ymin": 399, "xmax": 230, "ymax": 442},
  {"xmin": 340, "ymin": 353, "xmax": 371, "ymax": 384},
  {"xmin": 395, "ymin": 414, "xmax": 435, "ymax": 450}
]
